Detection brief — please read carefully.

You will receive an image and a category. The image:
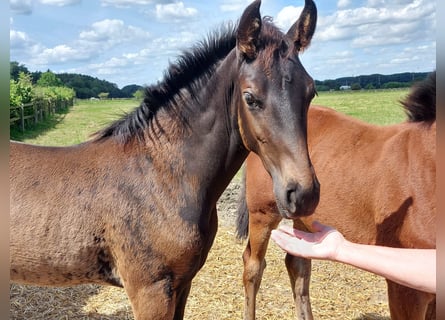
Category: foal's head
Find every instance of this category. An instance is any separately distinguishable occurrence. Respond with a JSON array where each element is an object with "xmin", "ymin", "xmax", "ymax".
[{"xmin": 236, "ymin": 0, "xmax": 319, "ymax": 218}]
